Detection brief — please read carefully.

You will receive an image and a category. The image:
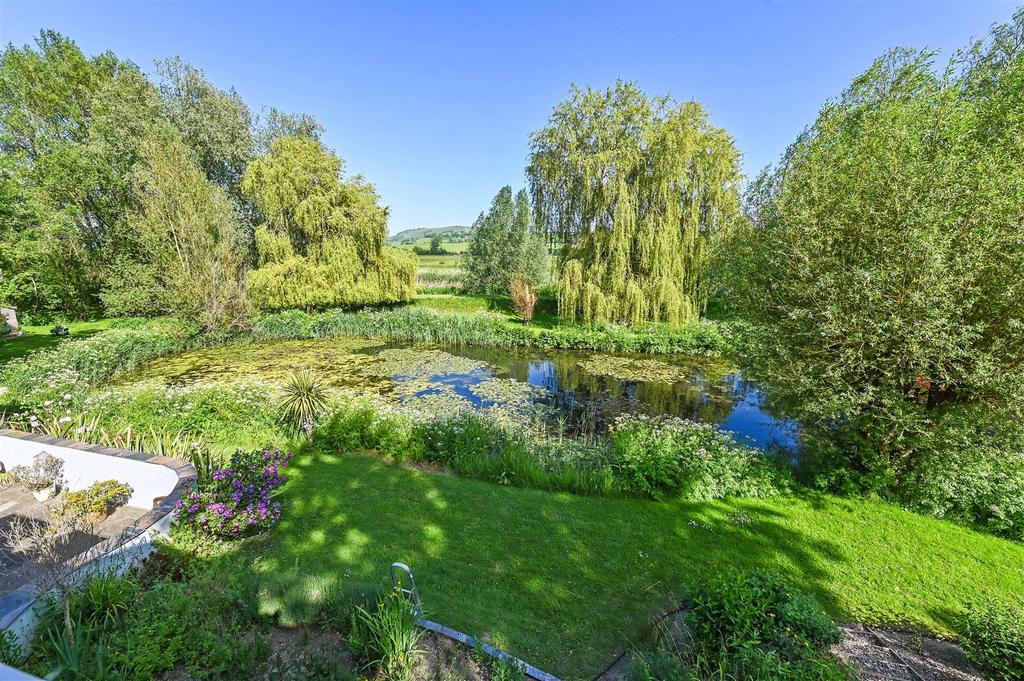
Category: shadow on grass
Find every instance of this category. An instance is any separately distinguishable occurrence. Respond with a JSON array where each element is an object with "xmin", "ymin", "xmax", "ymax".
[
  {"xmin": 0, "ymin": 322, "xmax": 111, "ymax": 365},
  {"xmin": 198, "ymin": 450, "xmax": 1024, "ymax": 680},
  {"xmin": 245, "ymin": 452, "xmax": 846, "ymax": 679}
]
